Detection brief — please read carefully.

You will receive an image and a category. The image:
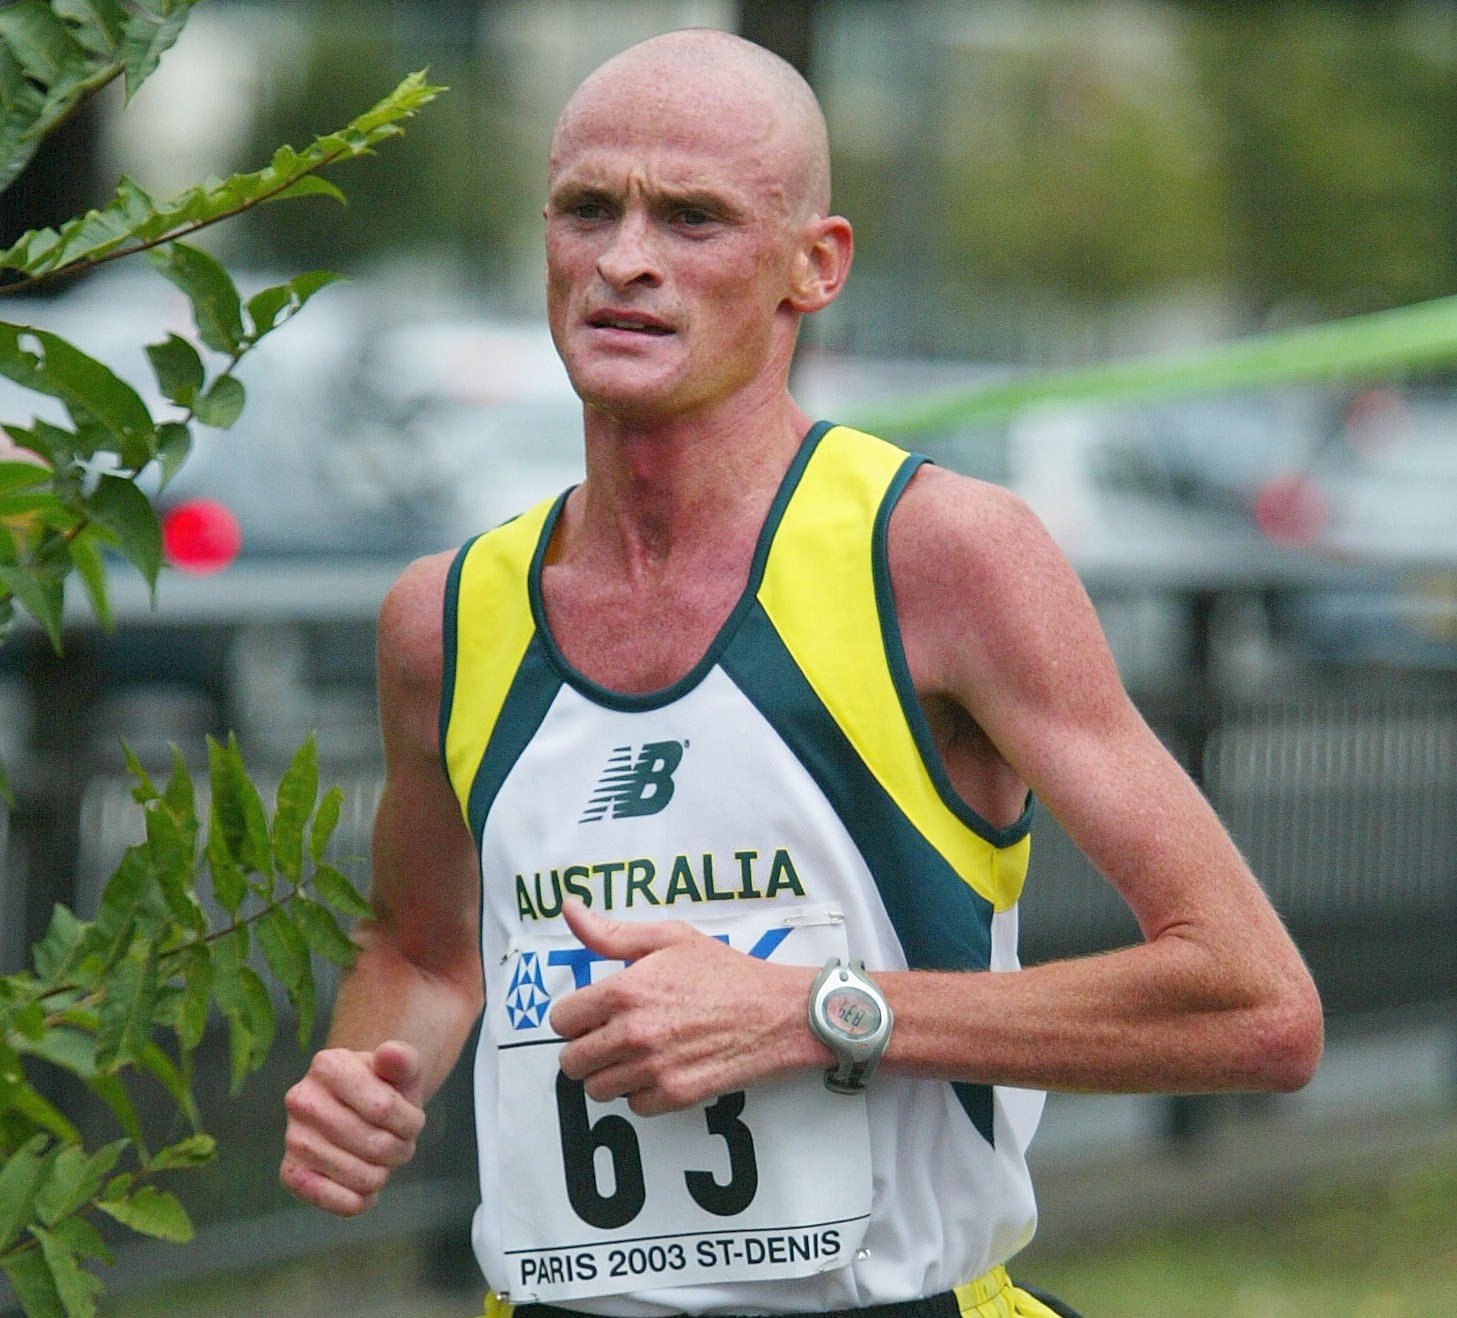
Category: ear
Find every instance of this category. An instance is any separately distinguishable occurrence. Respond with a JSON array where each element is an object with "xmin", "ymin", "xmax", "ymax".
[{"xmin": 785, "ymin": 214, "xmax": 854, "ymax": 315}]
